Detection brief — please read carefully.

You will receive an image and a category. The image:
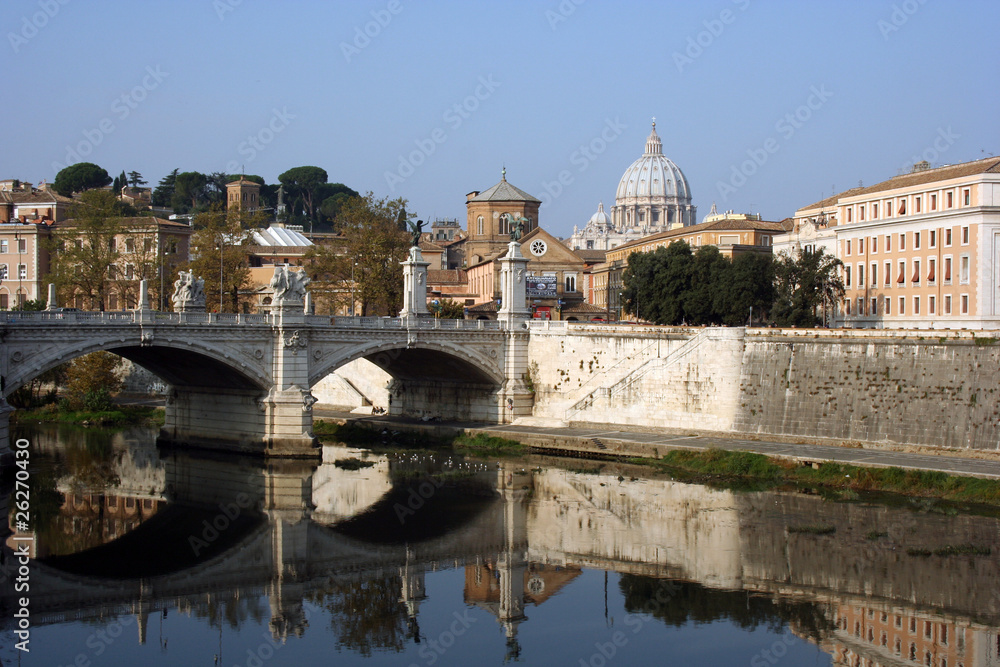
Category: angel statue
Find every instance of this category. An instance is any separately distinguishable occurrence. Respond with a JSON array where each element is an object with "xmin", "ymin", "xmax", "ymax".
[
  {"xmin": 409, "ymin": 219, "xmax": 424, "ymax": 247},
  {"xmin": 510, "ymin": 216, "xmax": 527, "ymax": 242}
]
